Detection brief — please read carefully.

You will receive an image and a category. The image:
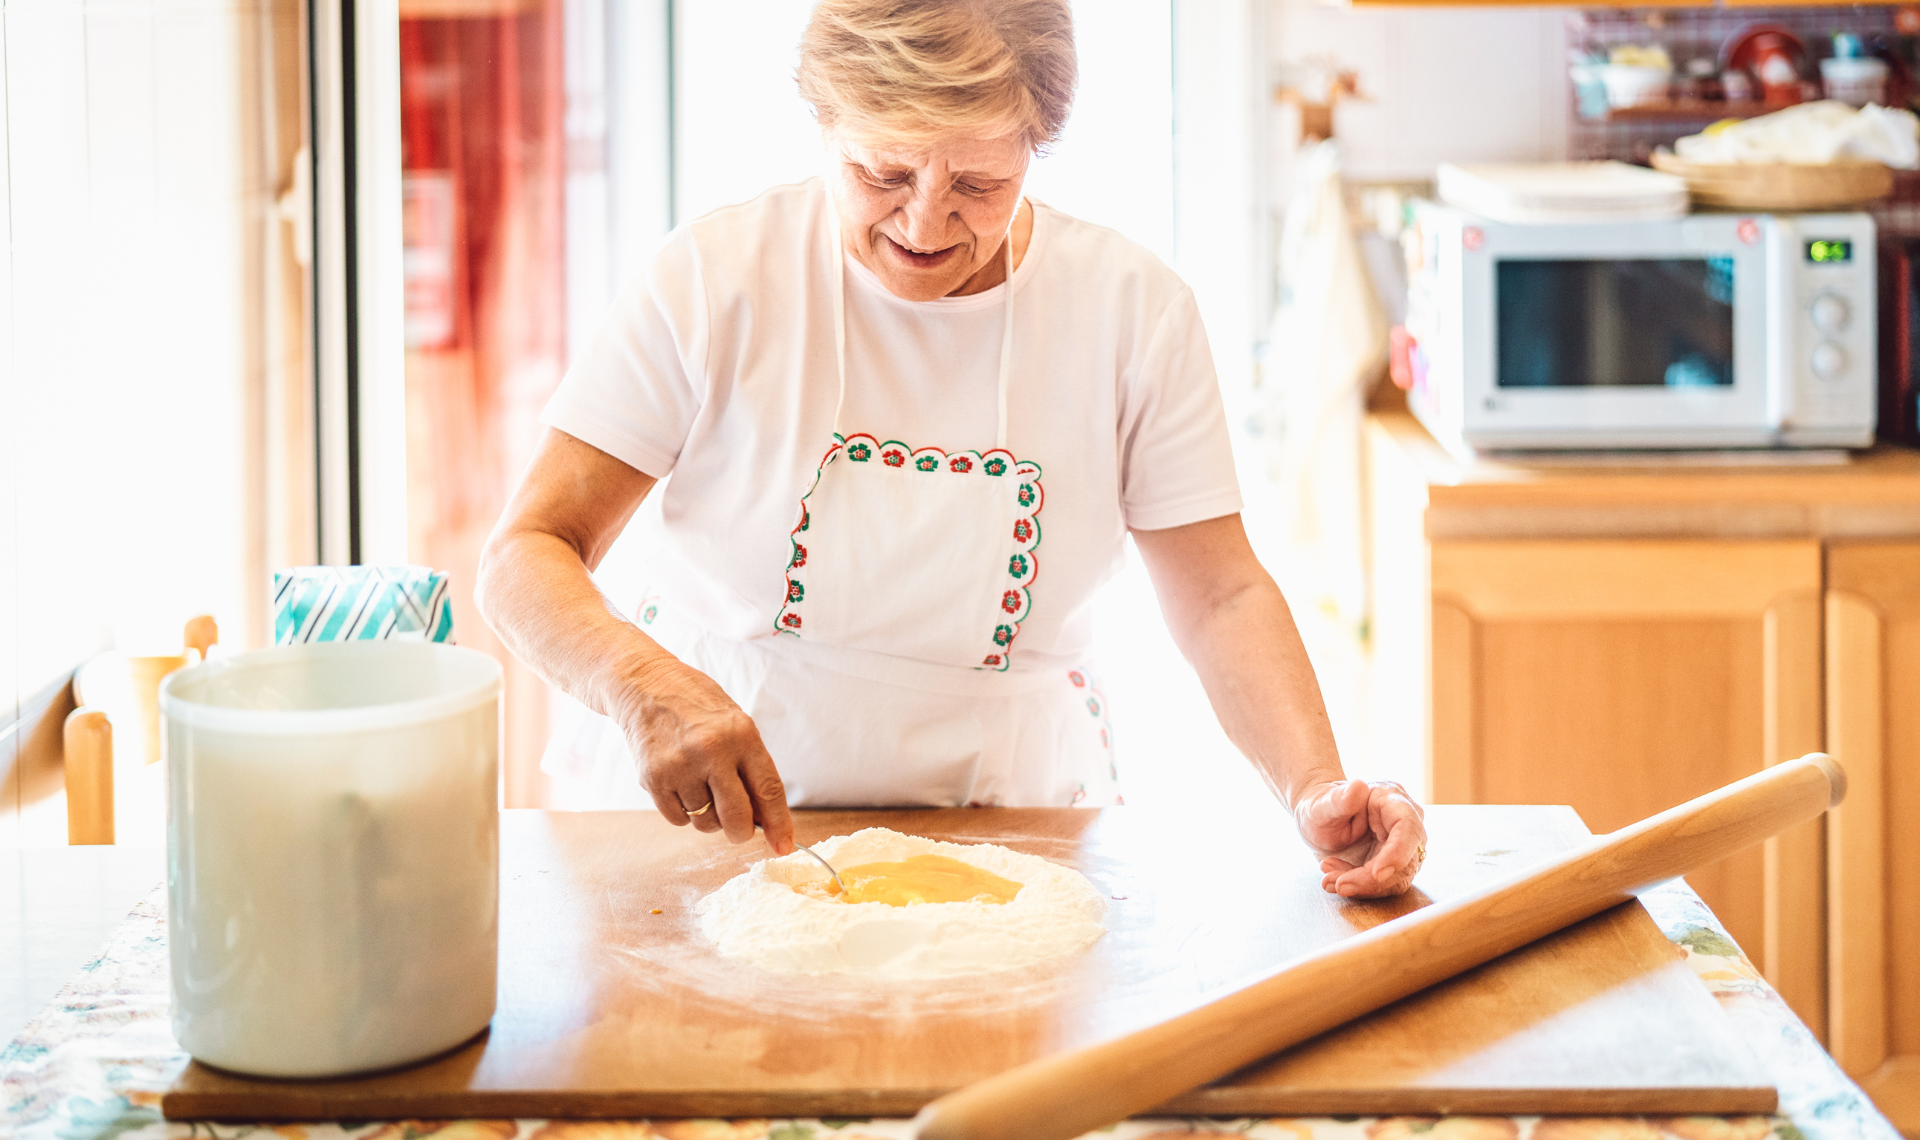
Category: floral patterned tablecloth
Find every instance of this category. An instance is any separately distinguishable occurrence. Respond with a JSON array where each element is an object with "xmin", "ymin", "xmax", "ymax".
[{"xmin": 1, "ymin": 879, "xmax": 1900, "ymax": 1140}]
